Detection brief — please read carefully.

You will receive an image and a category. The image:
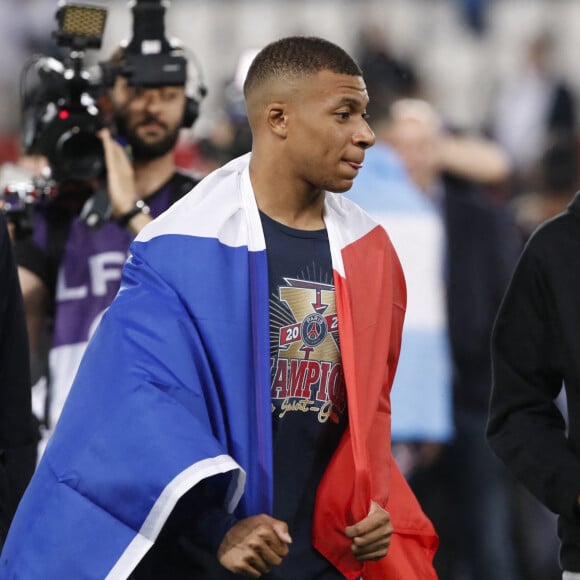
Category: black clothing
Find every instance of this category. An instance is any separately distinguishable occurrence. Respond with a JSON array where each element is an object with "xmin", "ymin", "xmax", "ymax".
[
  {"xmin": 547, "ymin": 83, "xmax": 576, "ymax": 134},
  {"xmin": 261, "ymin": 212, "xmax": 346, "ymax": 580},
  {"xmin": 0, "ymin": 213, "xmax": 38, "ymax": 547},
  {"xmin": 488, "ymin": 190, "xmax": 580, "ymax": 572},
  {"xmin": 412, "ymin": 175, "xmax": 523, "ymax": 580},
  {"xmin": 444, "ymin": 175, "xmax": 522, "ymax": 412}
]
